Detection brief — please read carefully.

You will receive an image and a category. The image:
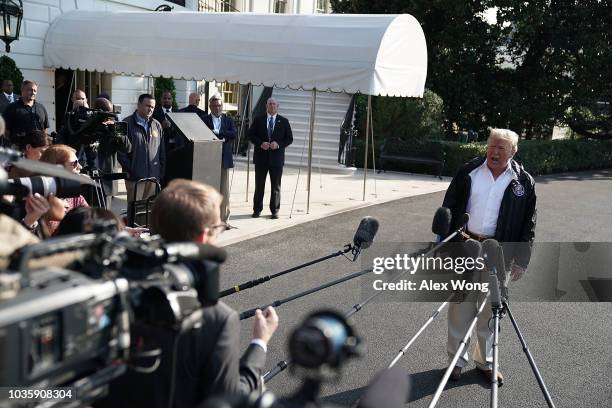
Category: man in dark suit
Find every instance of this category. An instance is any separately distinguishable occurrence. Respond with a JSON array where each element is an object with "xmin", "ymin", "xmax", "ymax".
[
  {"xmin": 152, "ymin": 90, "xmax": 174, "ymax": 125},
  {"xmin": 203, "ymin": 94, "xmax": 236, "ymax": 222},
  {"xmin": 0, "ymin": 80, "xmax": 18, "ymax": 114},
  {"xmin": 179, "ymin": 92, "xmax": 207, "ymax": 121},
  {"xmin": 248, "ymin": 97, "xmax": 293, "ymax": 219},
  {"xmin": 102, "ymin": 179, "xmax": 279, "ymax": 408}
]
